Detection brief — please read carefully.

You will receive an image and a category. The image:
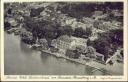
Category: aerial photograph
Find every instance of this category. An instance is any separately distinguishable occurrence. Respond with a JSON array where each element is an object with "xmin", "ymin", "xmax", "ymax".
[{"xmin": 4, "ymin": 2, "xmax": 123, "ymax": 75}]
